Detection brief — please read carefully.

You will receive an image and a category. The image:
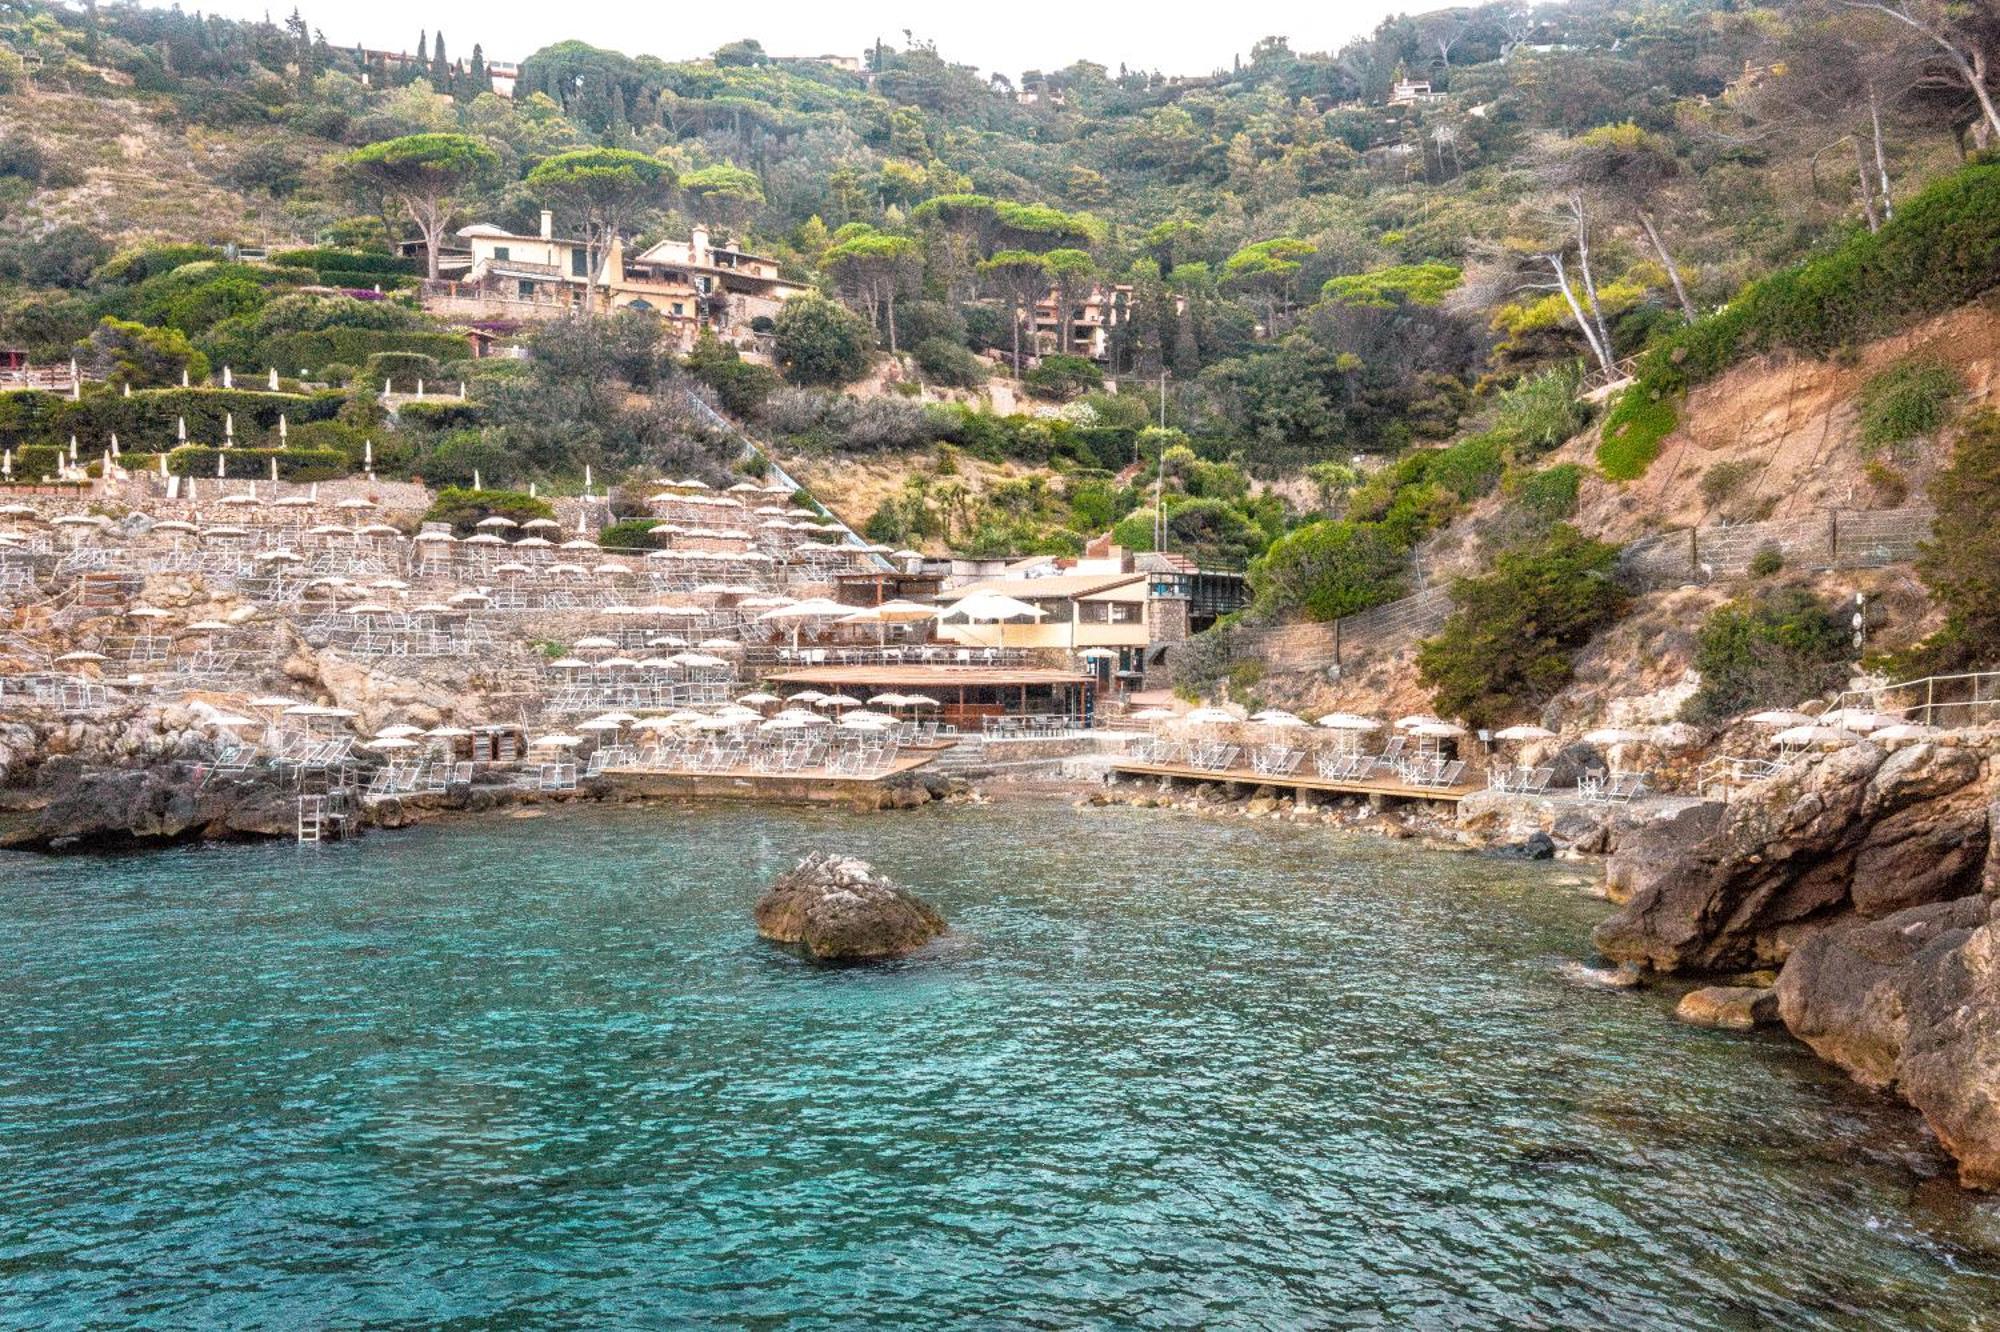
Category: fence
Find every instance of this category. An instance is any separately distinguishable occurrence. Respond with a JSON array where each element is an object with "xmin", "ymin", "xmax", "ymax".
[
  {"xmin": 1837, "ymin": 671, "xmax": 2000, "ymax": 728},
  {"xmin": 1178, "ymin": 584, "xmax": 1455, "ymax": 683},
  {"xmin": 1618, "ymin": 505, "xmax": 1935, "ymax": 586}
]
